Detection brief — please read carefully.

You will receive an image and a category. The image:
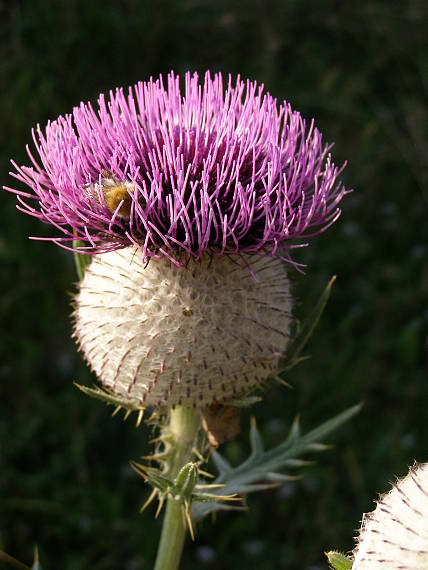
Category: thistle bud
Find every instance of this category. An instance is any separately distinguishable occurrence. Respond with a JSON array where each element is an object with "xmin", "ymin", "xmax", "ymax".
[{"xmin": 174, "ymin": 463, "xmax": 199, "ymax": 499}]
